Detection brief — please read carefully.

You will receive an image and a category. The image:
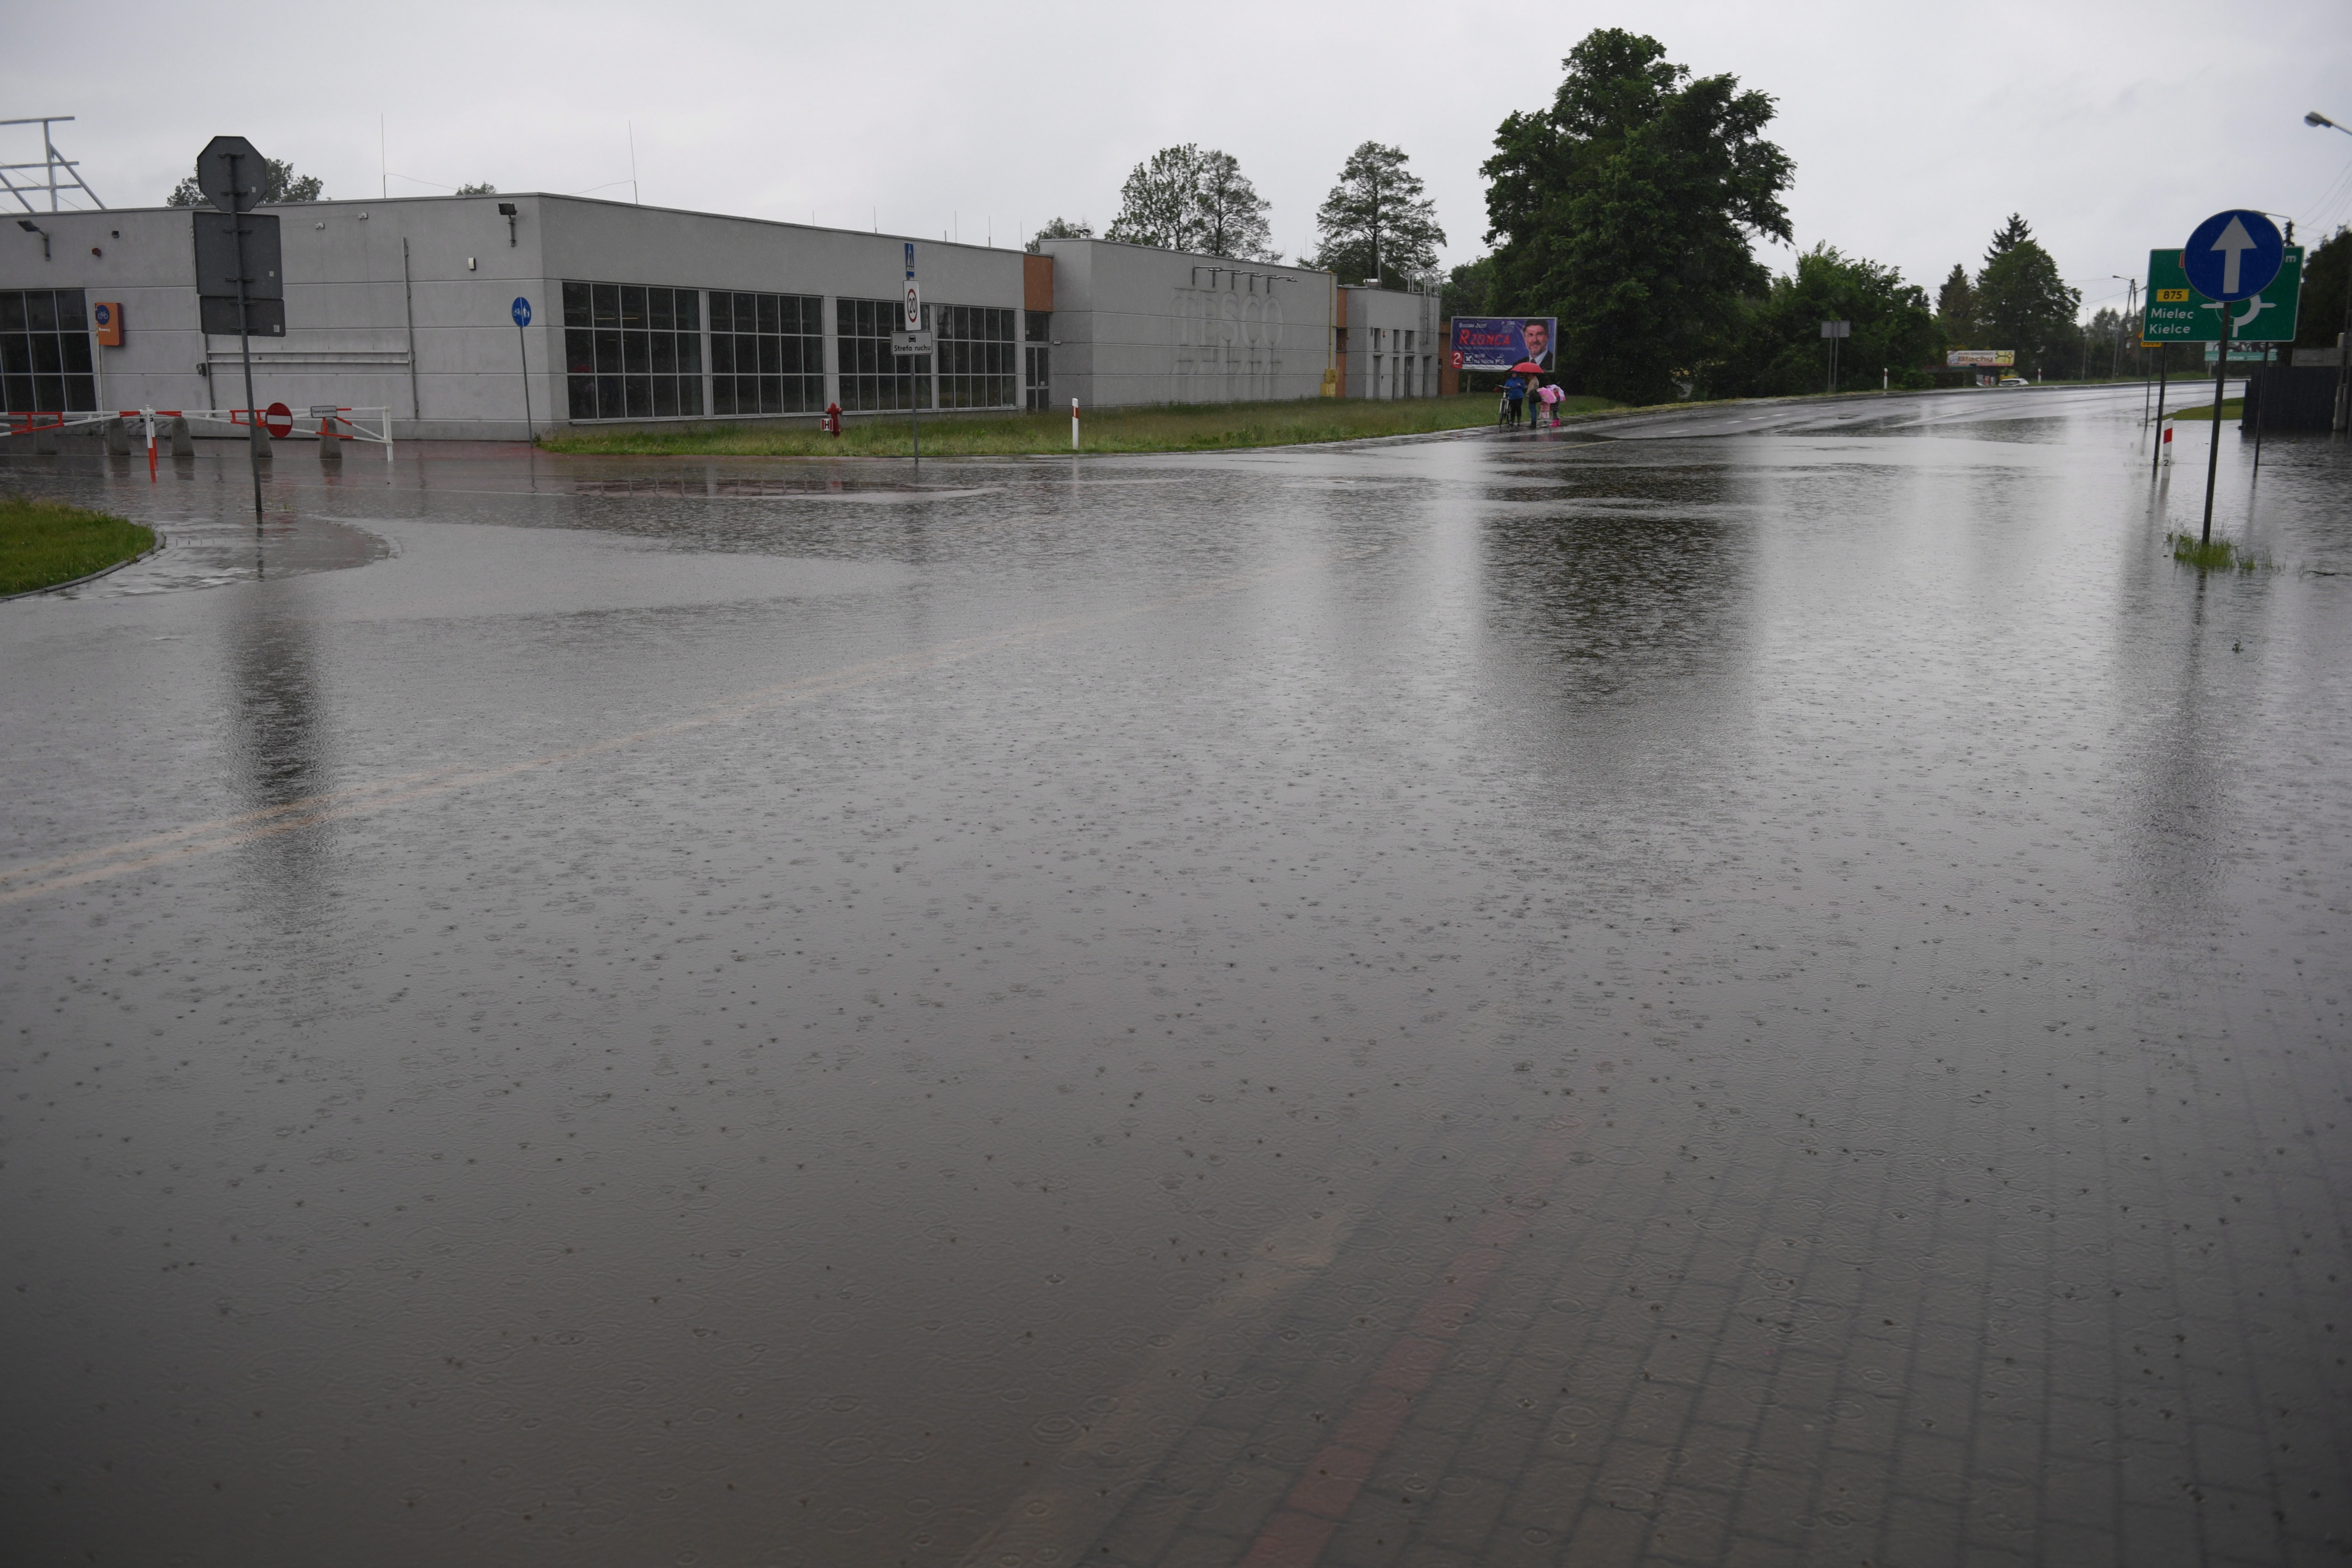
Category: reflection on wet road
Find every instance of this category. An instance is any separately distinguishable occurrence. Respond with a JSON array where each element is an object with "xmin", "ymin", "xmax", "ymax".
[{"xmin": 3, "ymin": 389, "xmax": 2347, "ymax": 1568}]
